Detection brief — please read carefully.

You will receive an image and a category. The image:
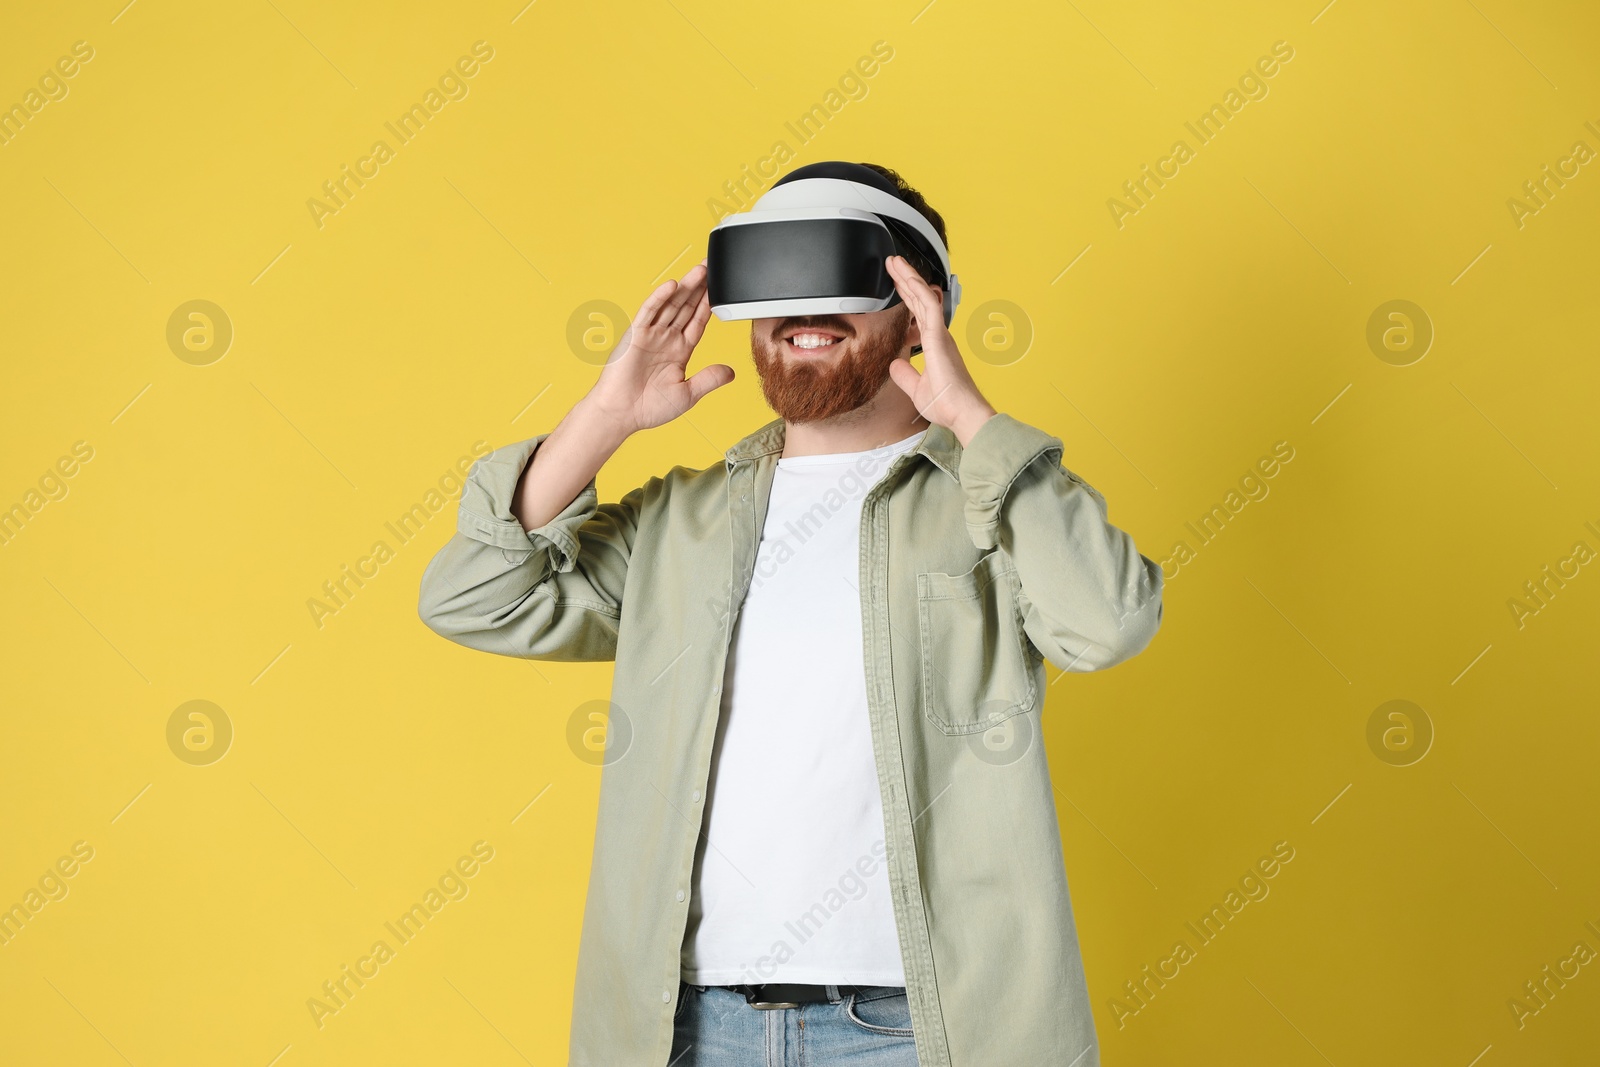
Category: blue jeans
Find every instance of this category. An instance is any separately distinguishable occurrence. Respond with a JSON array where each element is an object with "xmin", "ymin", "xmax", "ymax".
[{"xmin": 670, "ymin": 983, "xmax": 920, "ymax": 1066}]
